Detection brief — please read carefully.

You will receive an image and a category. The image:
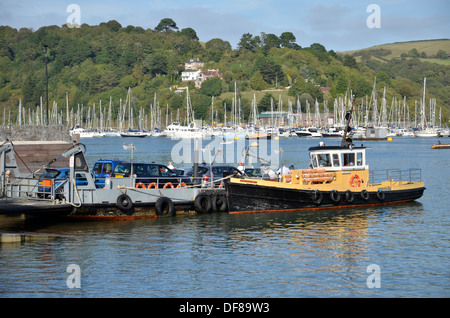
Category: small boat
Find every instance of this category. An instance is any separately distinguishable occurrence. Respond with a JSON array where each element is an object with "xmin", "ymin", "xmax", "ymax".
[
  {"xmin": 245, "ymin": 133, "xmax": 271, "ymax": 140},
  {"xmin": 295, "ymin": 127, "xmax": 322, "ymax": 137},
  {"xmin": 431, "ymin": 140, "xmax": 450, "ymax": 149},
  {"xmin": 225, "ymin": 100, "xmax": 426, "ymax": 214},
  {"xmin": 120, "ymin": 129, "xmax": 147, "ymax": 138}
]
